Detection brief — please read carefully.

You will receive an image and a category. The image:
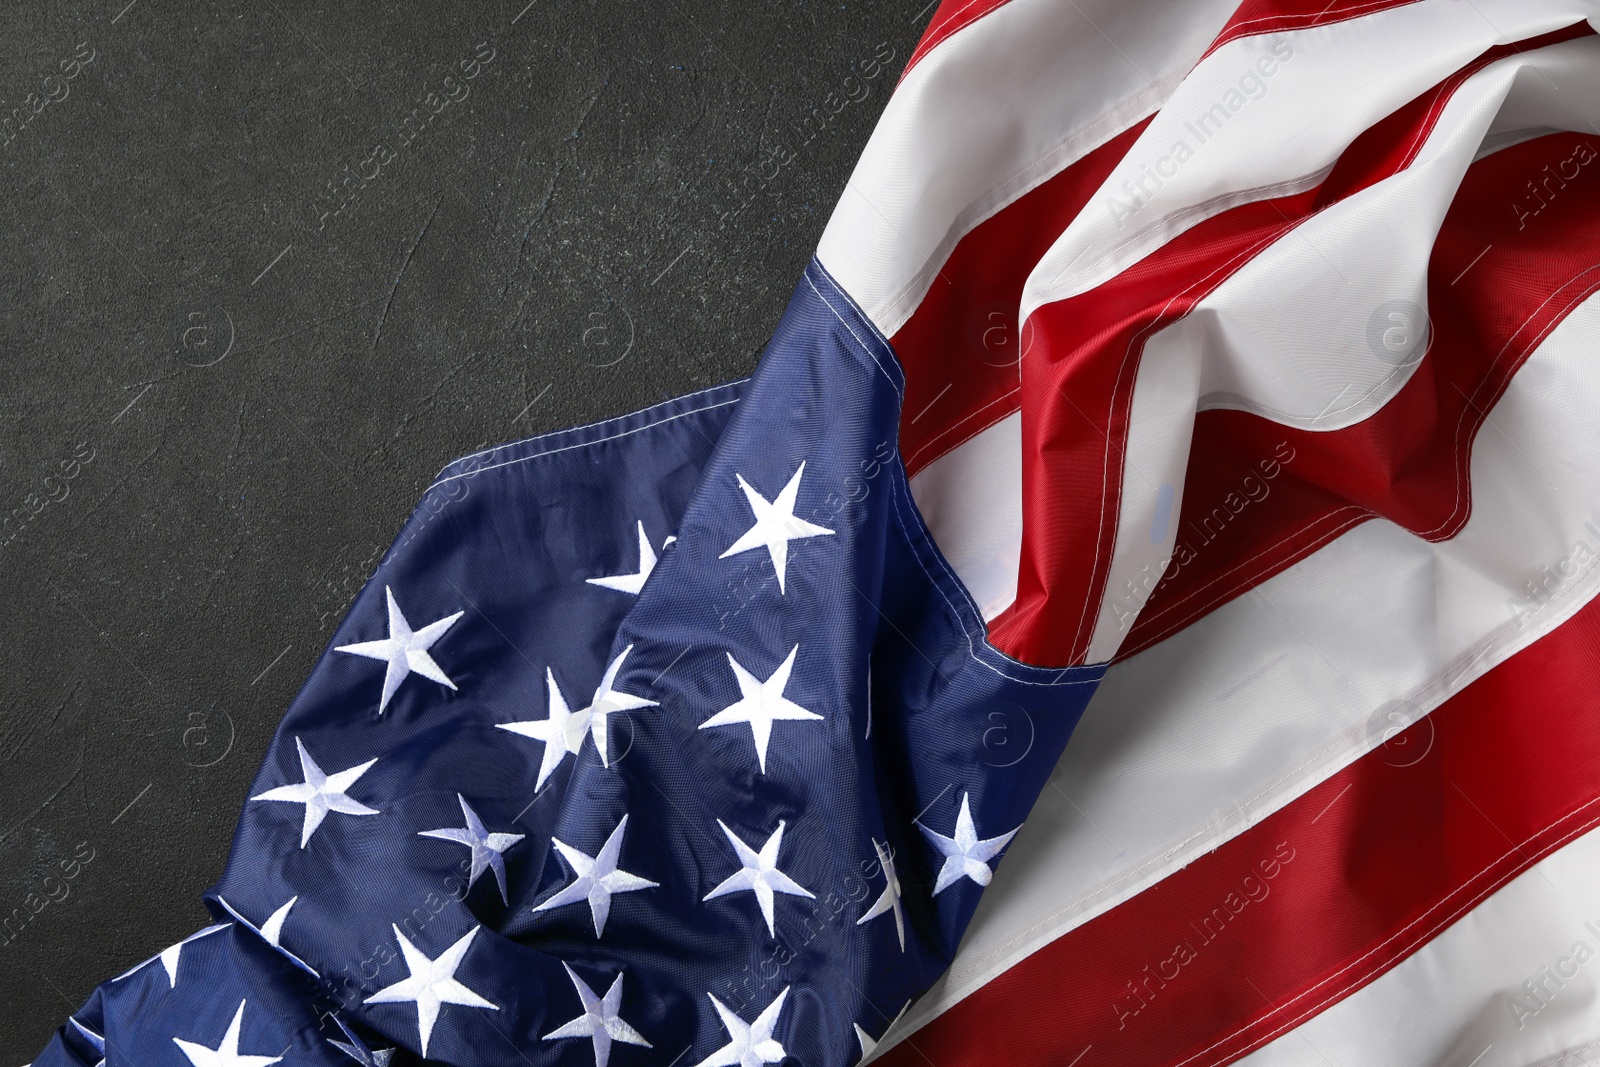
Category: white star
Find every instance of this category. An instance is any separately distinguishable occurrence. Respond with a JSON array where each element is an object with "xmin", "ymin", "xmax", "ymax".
[
  {"xmin": 365, "ymin": 926, "xmax": 499, "ymax": 1057},
  {"xmin": 544, "ymin": 962, "xmax": 652, "ymax": 1067},
  {"xmin": 498, "ymin": 653, "xmax": 655, "ymax": 778},
  {"xmin": 853, "ymin": 1001, "xmax": 910, "ymax": 1065},
  {"xmin": 172, "ymin": 1000, "xmax": 283, "ymax": 1067},
  {"xmin": 918, "ymin": 792, "xmax": 1019, "ymax": 895},
  {"xmin": 497, "ymin": 668, "xmax": 581, "ymax": 790},
  {"xmin": 585, "ymin": 646, "xmax": 657, "ymax": 767},
  {"xmin": 214, "ymin": 896, "xmax": 319, "ymax": 978},
  {"xmin": 855, "ymin": 839, "xmax": 905, "ymax": 951},
  {"xmin": 719, "ymin": 462, "xmax": 834, "ymax": 594},
  {"xmin": 69, "ymin": 1017, "xmax": 104, "ymax": 1057},
  {"xmin": 586, "ymin": 521, "xmax": 668, "ymax": 594},
  {"xmin": 156, "ymin": 924, "xmax": 229, "ymax": 987},
  {"xmin": 328, "ymin": 1014, "xmax": 394, "ymax": 1067},
  {"xmin": 251, "ymin": 737, "xmax": 379, "ymax": 848},
  {"xmin": 113, "ymin": 923, "xmax": 229, "ymax": 987},
  {"xmin": 692, "ymin": 987, "xmax": 790, "ymax": 1067},
  {"xmin": 534, "ymin": 814, "xmax": 657, "ymax": 937},
  {"xmin": 335, "ymin": 586, "xmax": 464, "ymax": 714},
  {"xmin": 703, "ymin": 820, "xmax": 813, "ymax": 938},
  {"xmin": 328, "ymin": 1042, "xmax": 393, "ymax": 1067},
  {"xmin": 419, "ymin": 795, "xmax": 525, "ymax": 904},
  {"xmin": 258, "ymin": 896, "xmax": 296, "ymax": 946},
  {"xmin": 699, "ymin": 646, "xmax": 823, "ymax": 774}
]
